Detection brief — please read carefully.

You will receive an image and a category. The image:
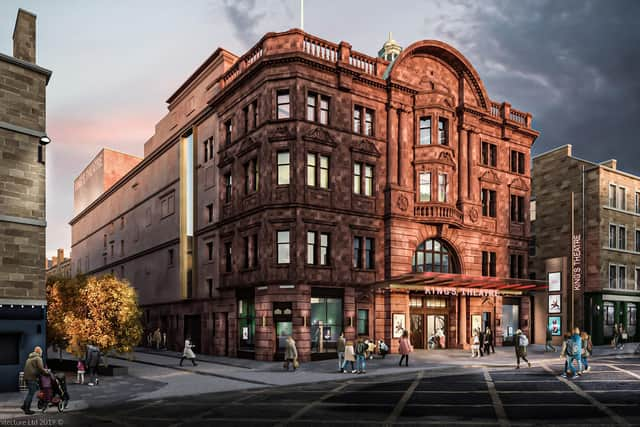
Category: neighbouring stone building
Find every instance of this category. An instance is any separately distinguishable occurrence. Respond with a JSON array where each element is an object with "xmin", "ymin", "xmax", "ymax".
[
  {"xmin": 531, "ymin": 145, "xmax": 639, "ymax": 345},
  {"xmin": 45, "ymin": 248, "xmax": 72, "ymax": 281},
  {"xmin": 70, "ymin": 29, "xmax": 544, "ymax": 361},
  {"xmin": 0, "ymin": 9, "xmax": 52, "ymax": 391}
]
